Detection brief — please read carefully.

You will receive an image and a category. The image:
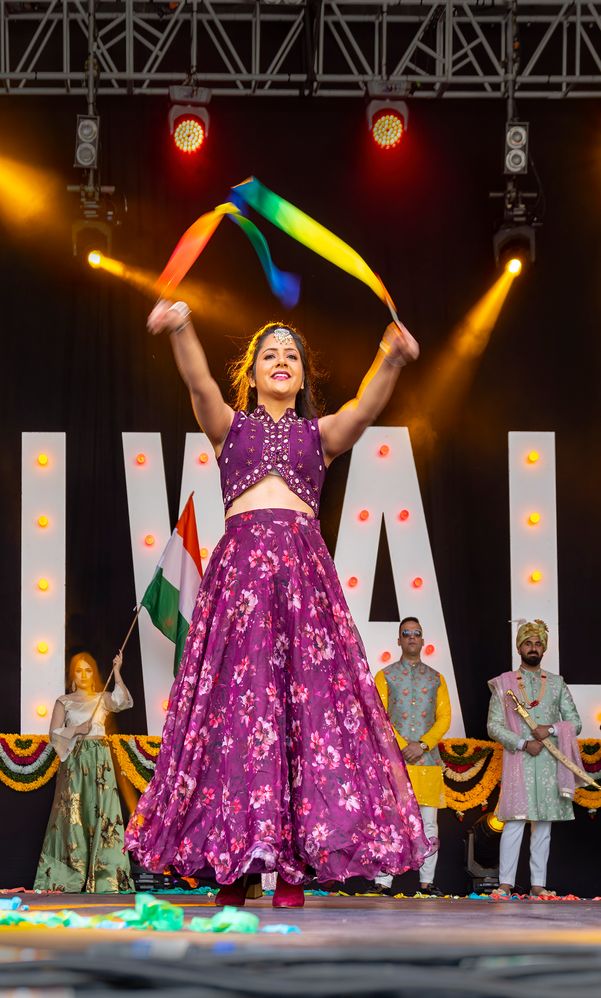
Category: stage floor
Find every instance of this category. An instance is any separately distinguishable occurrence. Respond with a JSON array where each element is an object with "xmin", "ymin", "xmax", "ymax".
[{"xmin": 2, "ymin": 891, "xmax": 601, "ymax": 952}]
